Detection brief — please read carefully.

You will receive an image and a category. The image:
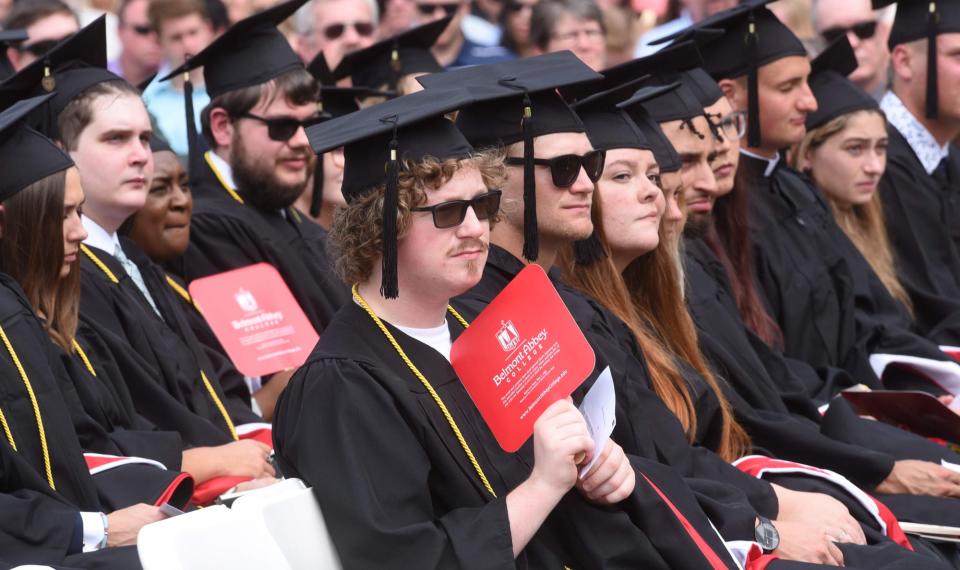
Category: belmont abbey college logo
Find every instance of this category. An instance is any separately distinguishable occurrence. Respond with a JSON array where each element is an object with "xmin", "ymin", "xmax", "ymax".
[
  {"xmin": 496, "ymin": 320, "xmax": 520, "ymax": 352},
  {"xmin": 234, "ymin": 288, "xmax": 259, "ymax": 313}
]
